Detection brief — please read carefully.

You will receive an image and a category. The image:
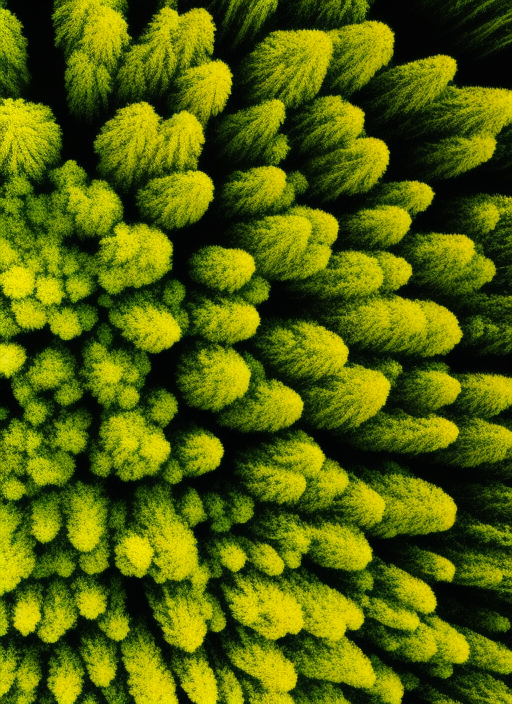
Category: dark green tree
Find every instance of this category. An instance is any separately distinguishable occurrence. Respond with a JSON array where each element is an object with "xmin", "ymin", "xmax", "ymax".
[
  {"xmin": 211, "ymin": 0, "xmax": 278, "ymax": 47},
  {"xmin": 411, "ymin": 133, "xmax": 497, "ymax": 180},
  {"xmin": 0, "ymin": 7, "xmax": 29, "ymax": 98},
  {"xmin": 391, "ymin": 367, "xmax": 461, "ymax": 415},
  {"xmin": 435, "ymin": 418, "xmax": 512, "ymax": 467}
]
